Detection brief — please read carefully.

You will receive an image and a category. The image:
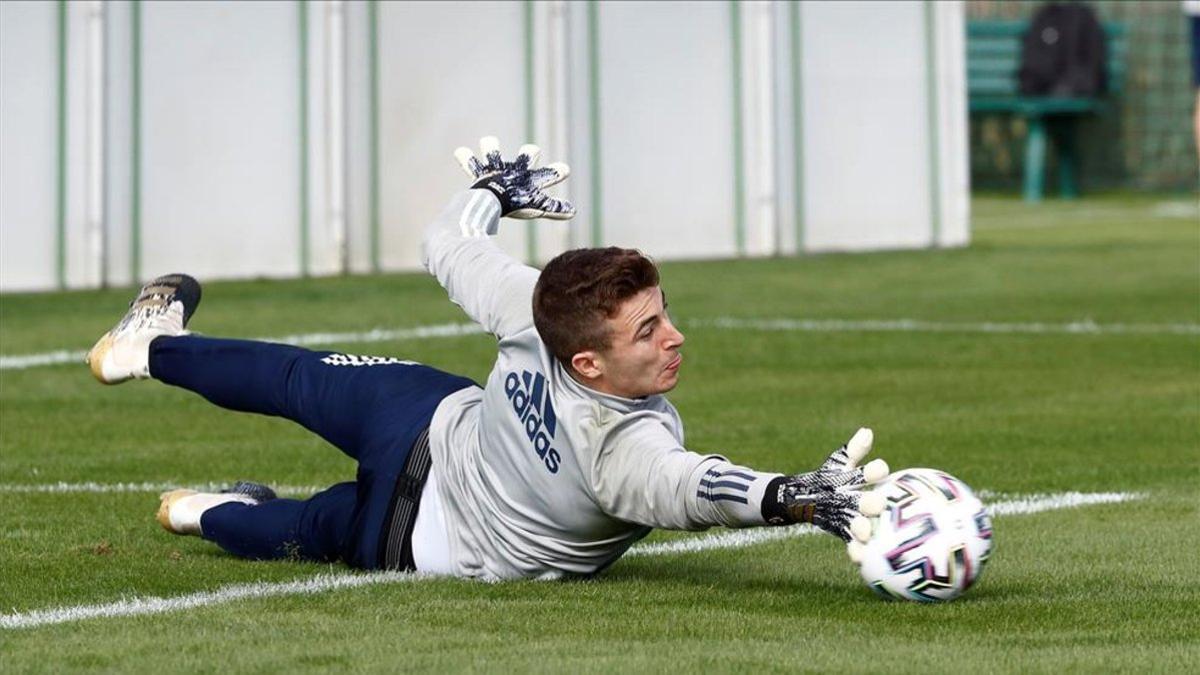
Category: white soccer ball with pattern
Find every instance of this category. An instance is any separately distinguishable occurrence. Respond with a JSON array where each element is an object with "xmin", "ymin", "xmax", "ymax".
[{"xmin": 858, "ymin": 468, "xmax": 993, "ymax": 602}]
